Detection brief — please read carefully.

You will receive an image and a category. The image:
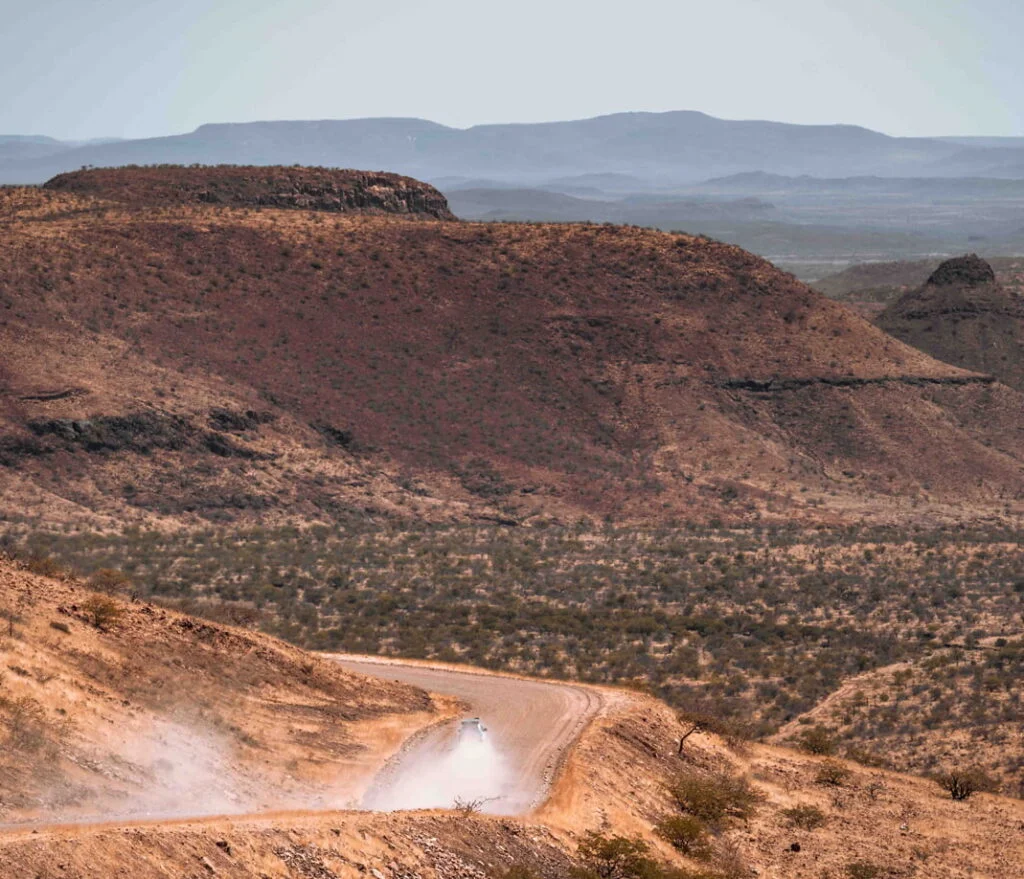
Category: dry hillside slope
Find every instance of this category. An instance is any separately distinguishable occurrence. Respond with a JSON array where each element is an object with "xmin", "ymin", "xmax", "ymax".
[
  {"xmin": 1, "ymin": 168, "xmax": 1024, "ymax": 528},
  {"xmin": 0, "ymin": 556, "xmax": 441, "ymax": 825}
]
